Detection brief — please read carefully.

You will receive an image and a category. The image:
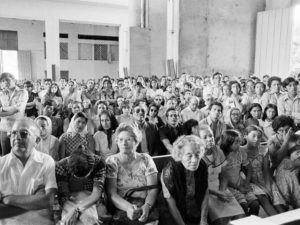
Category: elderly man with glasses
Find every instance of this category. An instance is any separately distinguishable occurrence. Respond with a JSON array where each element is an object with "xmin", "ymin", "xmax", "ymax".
[{"xmin": 0, "ymin": 118, "xmax": 57, "ymax": 224}]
